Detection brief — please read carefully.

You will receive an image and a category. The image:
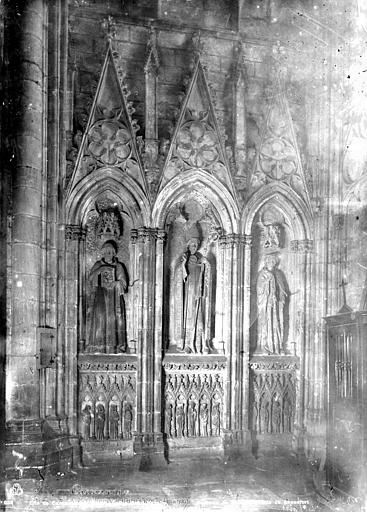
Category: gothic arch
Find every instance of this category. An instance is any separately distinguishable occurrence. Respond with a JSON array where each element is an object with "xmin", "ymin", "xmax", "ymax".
[
  {"xmin": 243, "ymin": 182, "xmax": 313, "ymax": 450},
  {"xmin": 66, "ymin": 167, "xmax": 150, "ymax": 227},
  {"xmin": 152, "ymin": 169, "xmax": 239, "ymax": 234},
  {"xmin": 241, "ymin": 183, "xmax": 312, "ymax": 240}
]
